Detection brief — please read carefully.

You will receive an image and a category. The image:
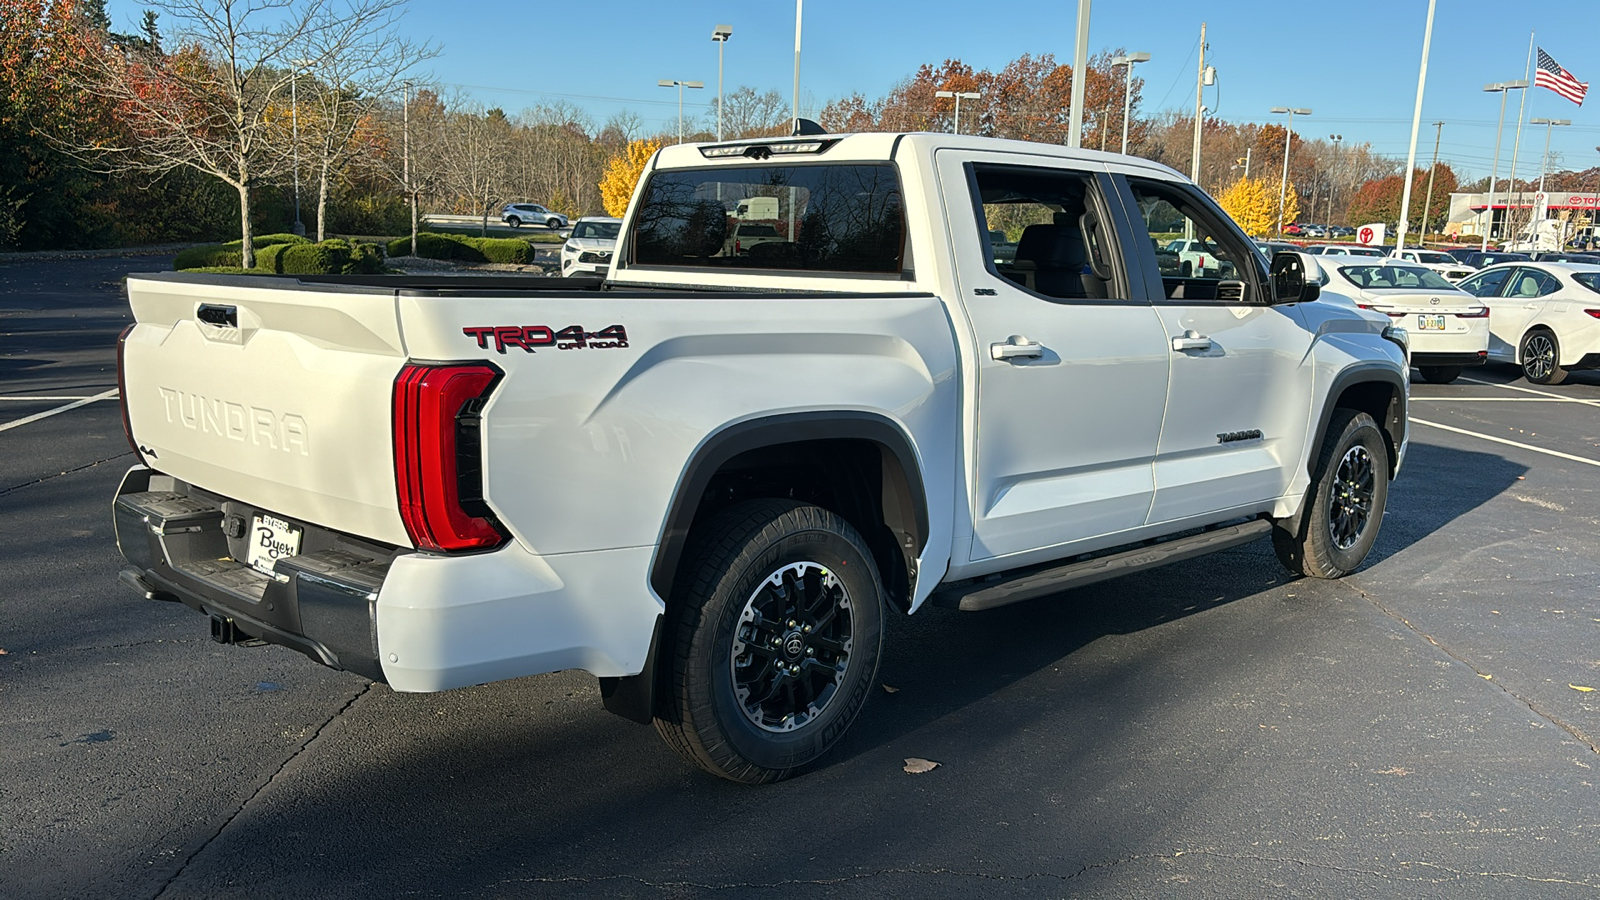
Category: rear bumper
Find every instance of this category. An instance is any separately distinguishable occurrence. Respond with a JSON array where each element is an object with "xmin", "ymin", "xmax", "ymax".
[
  {"xmin": 1411, "ymin": 351, "xmax": 1489, "ymax": 367},
  {"xmin": 114, "ymin": 466, "xmax": 664, "ymax": 692}
]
